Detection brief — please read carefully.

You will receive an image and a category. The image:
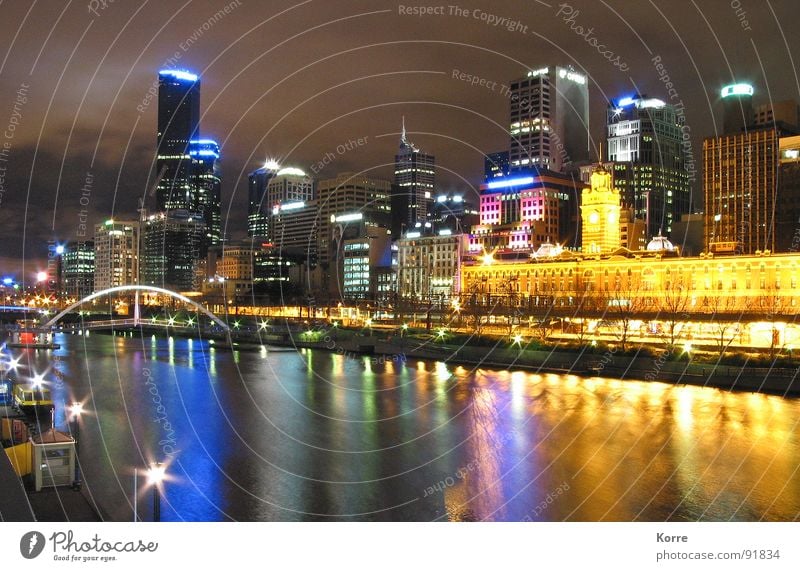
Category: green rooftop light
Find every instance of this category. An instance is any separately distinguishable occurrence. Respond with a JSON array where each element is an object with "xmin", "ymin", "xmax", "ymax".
[{"xmin": 721, "ymin": 83, "xmax": 754, "ymax": 98}]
